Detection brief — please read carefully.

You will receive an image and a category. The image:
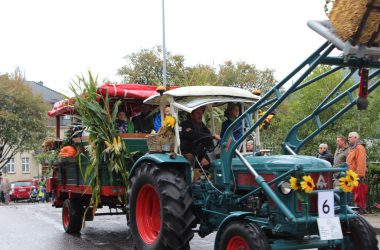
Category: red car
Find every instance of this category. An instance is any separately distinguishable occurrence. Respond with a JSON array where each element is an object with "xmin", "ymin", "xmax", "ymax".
[{"xmin": 10, "ymin": 179, "xmax": 38, "ymax": 201}]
